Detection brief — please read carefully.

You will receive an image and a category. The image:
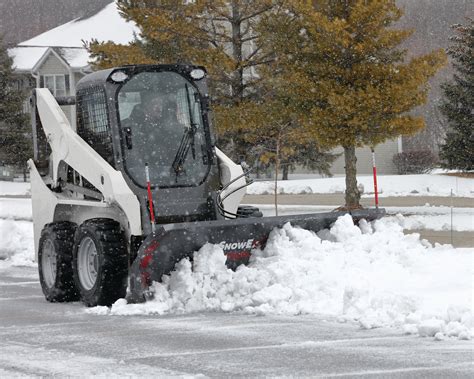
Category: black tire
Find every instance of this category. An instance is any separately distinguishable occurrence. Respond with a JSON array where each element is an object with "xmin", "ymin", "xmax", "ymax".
[
  {"xmin": 72, "ymin": 219, "xmax": 129, "ymax": 307},
  {"xmin": 38, "ymin": 222, "xmax": 79, "ymax": 302}
]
